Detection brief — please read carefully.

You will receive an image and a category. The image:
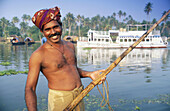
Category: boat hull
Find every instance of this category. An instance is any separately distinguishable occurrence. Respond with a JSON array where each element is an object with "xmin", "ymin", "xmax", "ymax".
[
  {"xmin": 77, "ymin": 41, "xmax": 168, "ymax": 49},
  {"xmin": 25, "ymin": 42, "xmax": 35, "ymax": 45},
  {"xmin": 12, "ymin": 42, "xmax": 25, "ymax": 45}
]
